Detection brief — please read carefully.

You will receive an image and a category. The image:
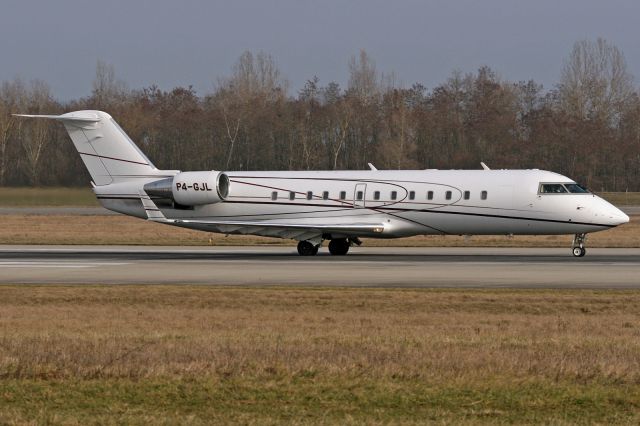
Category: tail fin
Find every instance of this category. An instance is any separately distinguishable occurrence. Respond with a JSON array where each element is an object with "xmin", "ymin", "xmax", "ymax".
[{"xmin": 15, "ymin": 110, "xmax": 163, "ymax": 185}]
